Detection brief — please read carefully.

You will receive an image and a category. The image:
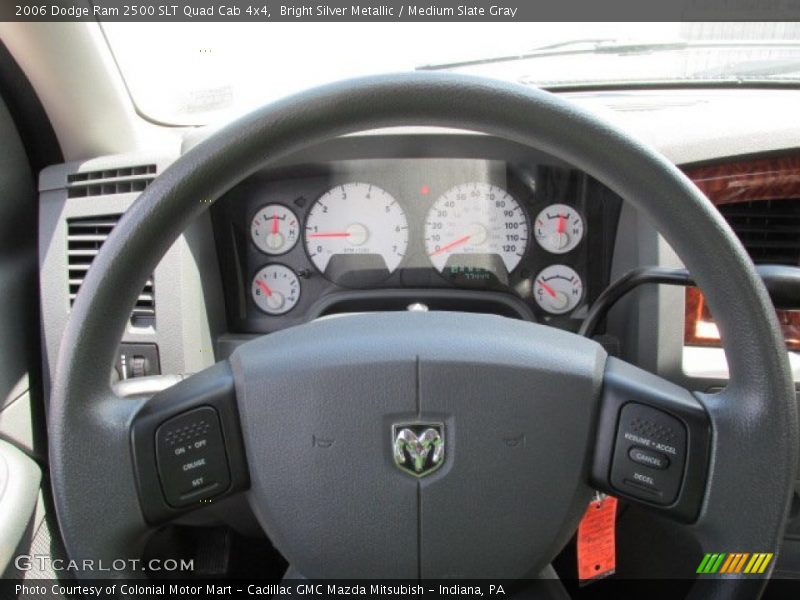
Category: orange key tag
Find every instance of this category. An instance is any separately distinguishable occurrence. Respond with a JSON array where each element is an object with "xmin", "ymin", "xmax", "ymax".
[{"xmin": 577, "ymin": 495, "xmax": 617, "ymax": 583}]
